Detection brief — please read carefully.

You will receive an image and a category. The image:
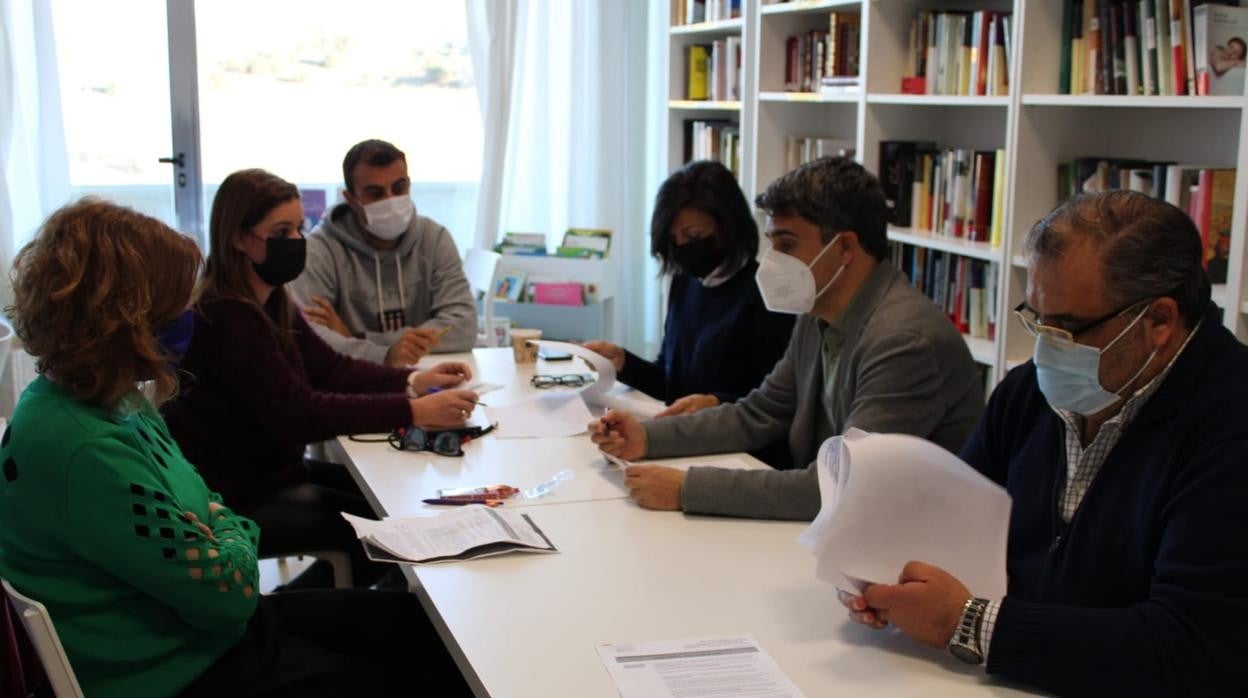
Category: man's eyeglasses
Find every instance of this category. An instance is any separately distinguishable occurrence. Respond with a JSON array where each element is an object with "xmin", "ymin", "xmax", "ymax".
[
  {"xmin": 387, "ymin": 424, "xmax": 496, "ymax": 456},
  {"xmin": 530, "ymin": 374, "xmax": 594, "ymax": 389},
  {"xmin": 1013, "ymin": 298, "xmax": 1152, "ymax": 348}
]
